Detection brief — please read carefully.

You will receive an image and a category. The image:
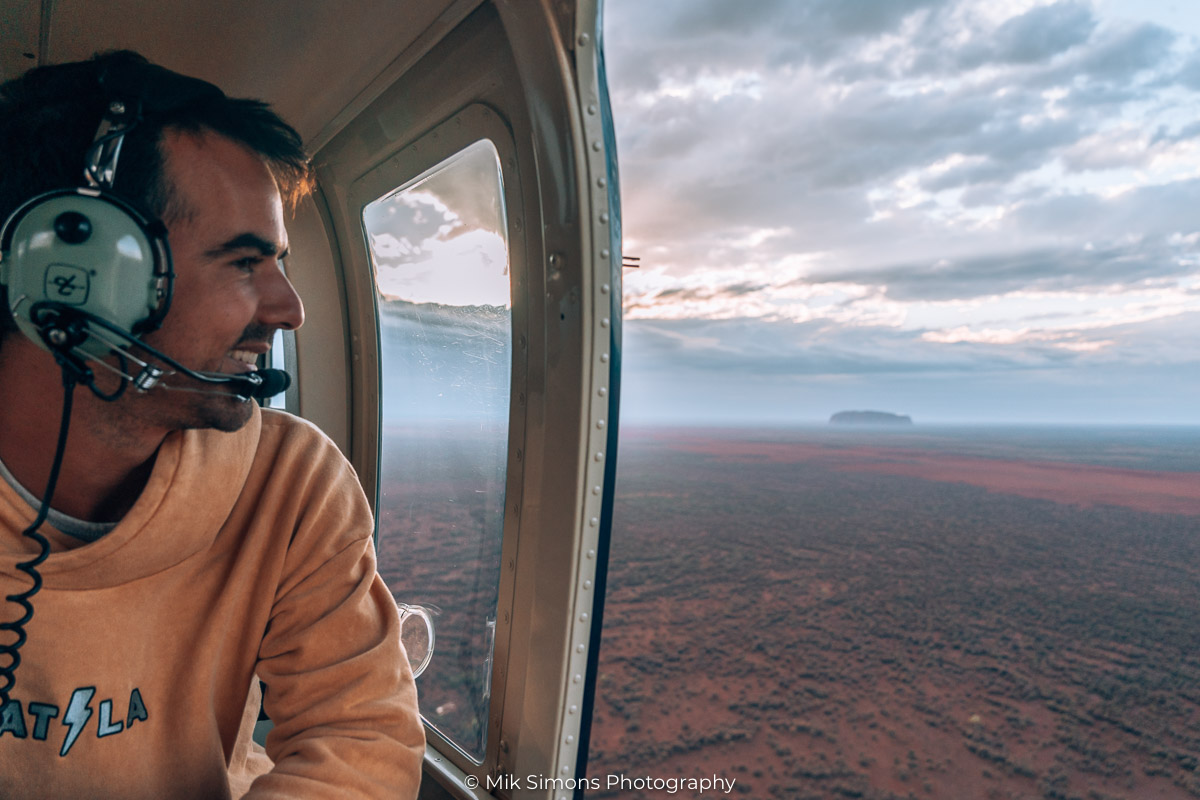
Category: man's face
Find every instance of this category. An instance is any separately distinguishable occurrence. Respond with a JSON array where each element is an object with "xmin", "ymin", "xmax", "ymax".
[{"xmin": 134, "ymin": 128, "xmax": 304, "ymax": 433}]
